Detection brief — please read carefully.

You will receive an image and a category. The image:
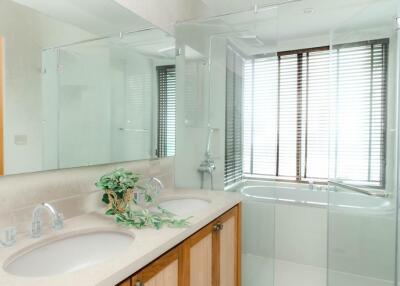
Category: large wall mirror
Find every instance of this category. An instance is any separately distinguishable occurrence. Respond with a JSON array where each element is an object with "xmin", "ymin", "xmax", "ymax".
[{"xmin": 0, "ymin": 0, "xmax": 176, "ymax": 175}]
